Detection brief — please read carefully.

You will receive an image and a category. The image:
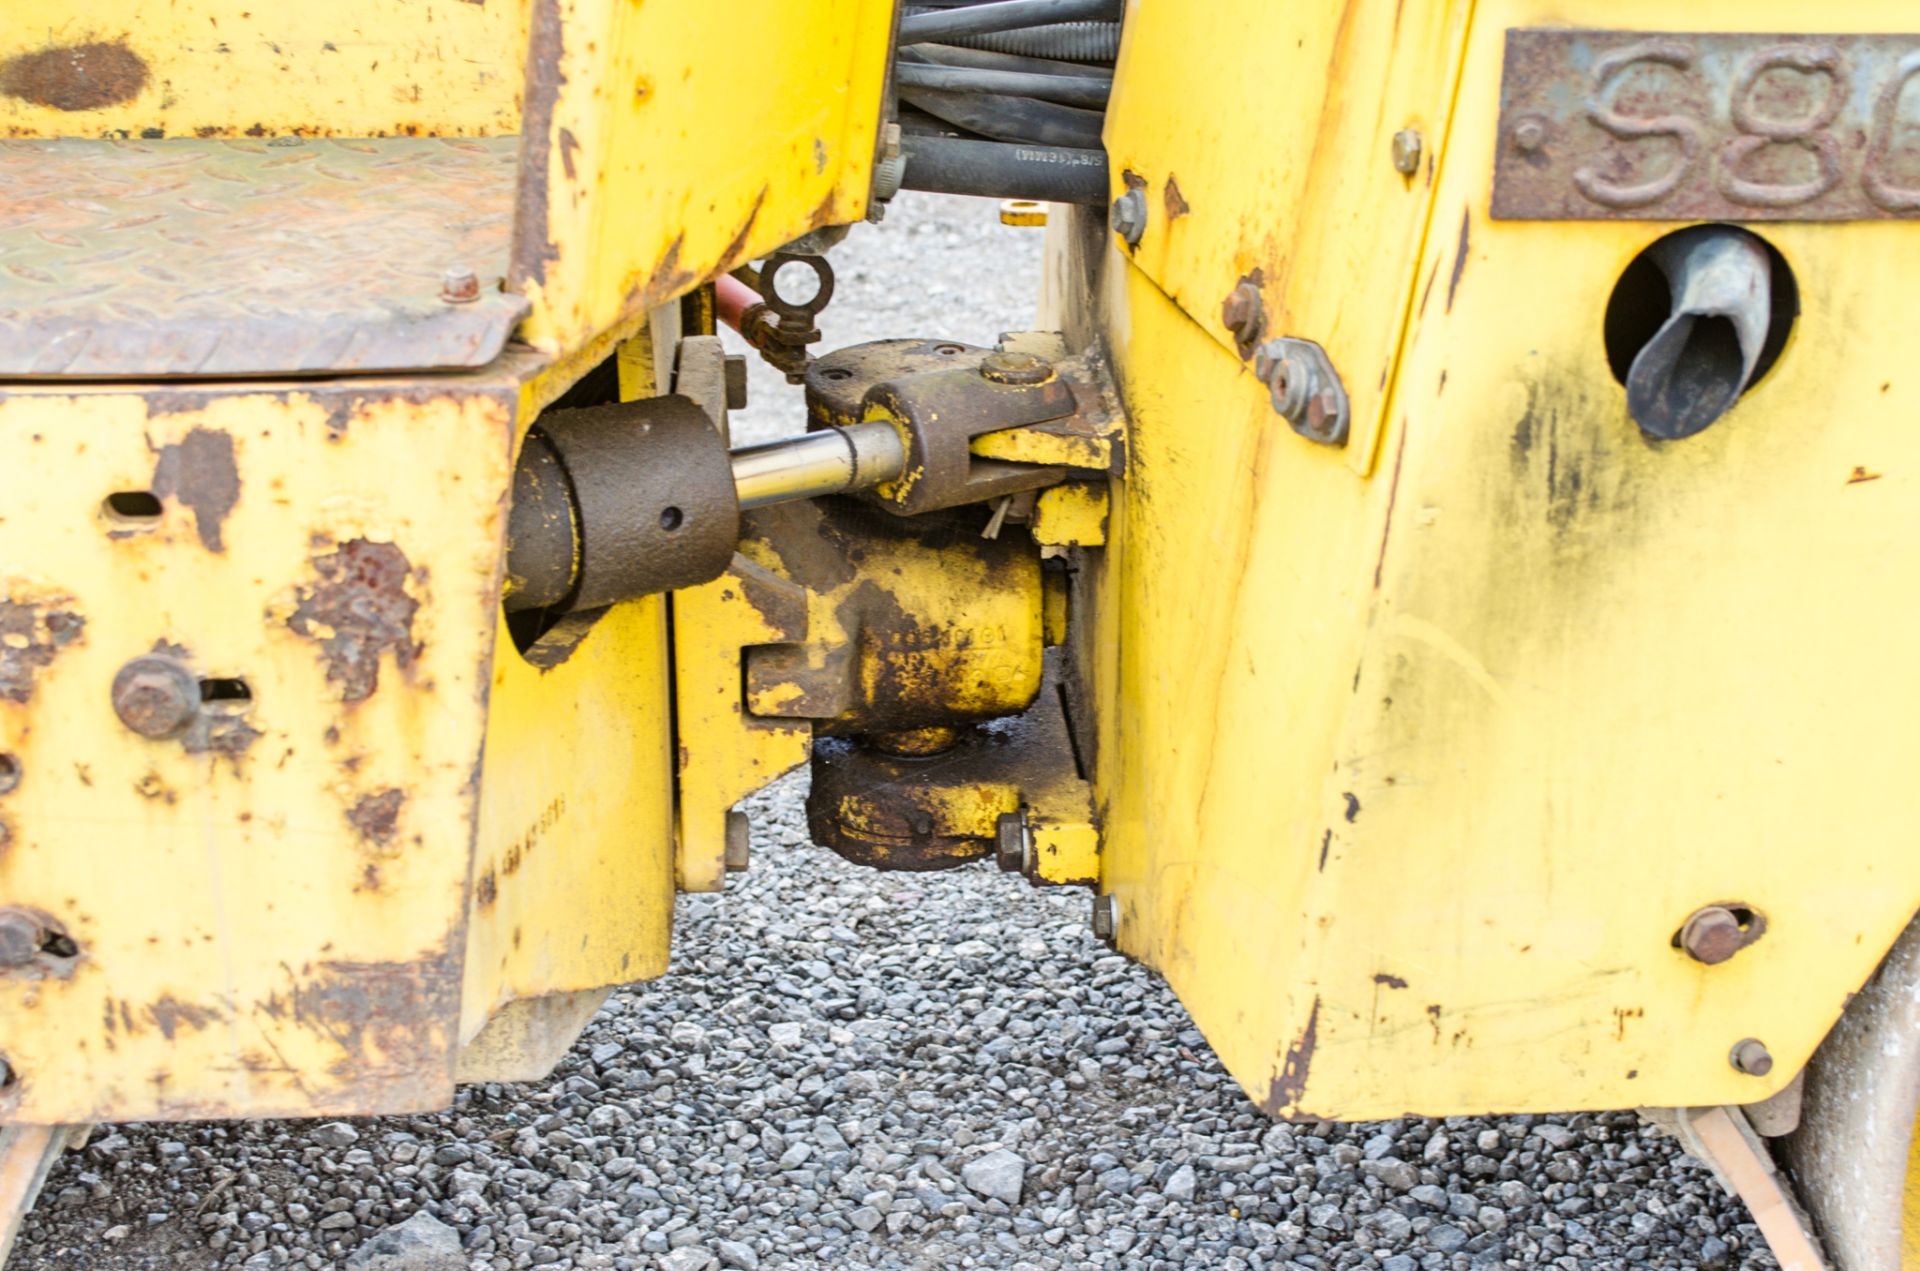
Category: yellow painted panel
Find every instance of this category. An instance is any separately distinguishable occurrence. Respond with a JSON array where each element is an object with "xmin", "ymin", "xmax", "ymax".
[
  {"xmin": 1086, "ymin": 0, "xmax": 1920, "ymax": 1119},
  {"xmin": 1103, "ymin": 0, "xmax": 1472, "ymax": 474},
  {"xmin": 512, "ymin": 0, "xmax": 893, "ymax": 352},
  {"xmin": 0, "ymin": 381, "xmax": 515, "ymax": 1122},
  {"xmin": 0, "ymin": 1, "xmax": 528, "ymax": 138},
  {"xmin": 461, "ymin": 598, "xmax": 674, "ymax": 1042}
]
